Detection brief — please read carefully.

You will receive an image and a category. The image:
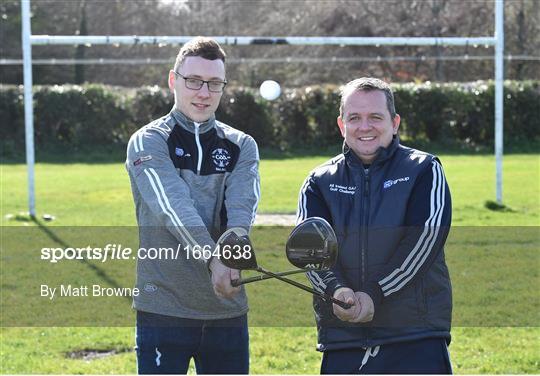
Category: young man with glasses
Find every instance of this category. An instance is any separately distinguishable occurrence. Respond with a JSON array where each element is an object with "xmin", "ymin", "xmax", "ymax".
[{"xmin": 126, "ymin": 37, "xmax": 260, "ymax": 374}]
